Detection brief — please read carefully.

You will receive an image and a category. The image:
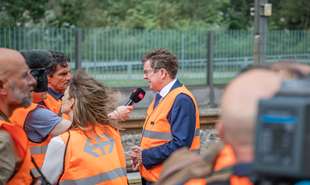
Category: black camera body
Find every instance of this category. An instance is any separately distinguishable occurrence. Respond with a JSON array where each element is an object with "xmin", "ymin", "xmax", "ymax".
[
  {"xmin": 254, "ymin": 78, "xmax": 310, "ymax": 180},
  {"xmin": 31, "ymin": 68, "xmax": 48, "ymax": 92}
]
